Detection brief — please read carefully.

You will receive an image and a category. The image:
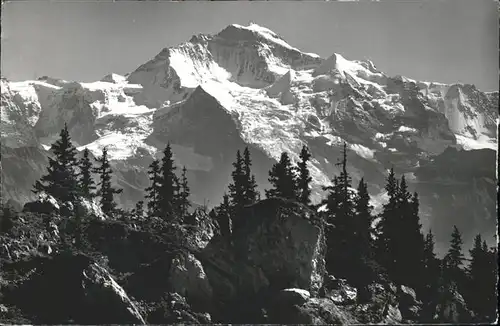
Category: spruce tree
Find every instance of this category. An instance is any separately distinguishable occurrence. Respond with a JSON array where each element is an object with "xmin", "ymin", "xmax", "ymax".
[
  {"xmin": 321, "ymin": 143, "xmax": 356, "ymax": 278},
  {"xmin": 296, "ymin": 145, "xmax": 312, "ymax": 205},
  {"xmin": 145, "ymin": 159, "xmax": 161, "ymax": 216},
  {"xmin": 228, "ymin": 150, "xmax": 246, "ymax": 217},
  {"xmin": 354, "ymin": 178, "xmax": 374, "ymax": 258},
  {"xmin": 94, "ymin": 147, "xmax": 123, "ymax": 216},
  {"xmin": 265, "ymin": 151, "xmax": 298, "ymax": 200},
  {"xmin": 33, "ymin": 123, "xmax": 80, "ymax": 203},
  {"xmin": 158, "ymin": 143, "xmax": 178, "ymax": 220},
  {"xmin": 466, "ymin": 234, "xmax": 497, "ymax": 321},
  {"xmin": 242, "ymin": 147, "xmax": 259, "ymax": 205},
  {"xmin": 217, "ymin": 193, "xmax": 232, "ymax": 238},
  {"xmin": 177, "ymin": 166, "xmax": 191, "ymax": 220},
  {"xmin": 401, "ymin": 191, "xmax": 425, "ymax": 288},
  {"xmin": 78, "ymin": 147, "xmax": 96, "ymax": 199},
  {"xmin": 444, "ymin": 225, "xmax": 465, "ymax": 282},
  {"xmin": 375, "ymin": 167, "xmax": 399, "ymax": 276}
]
